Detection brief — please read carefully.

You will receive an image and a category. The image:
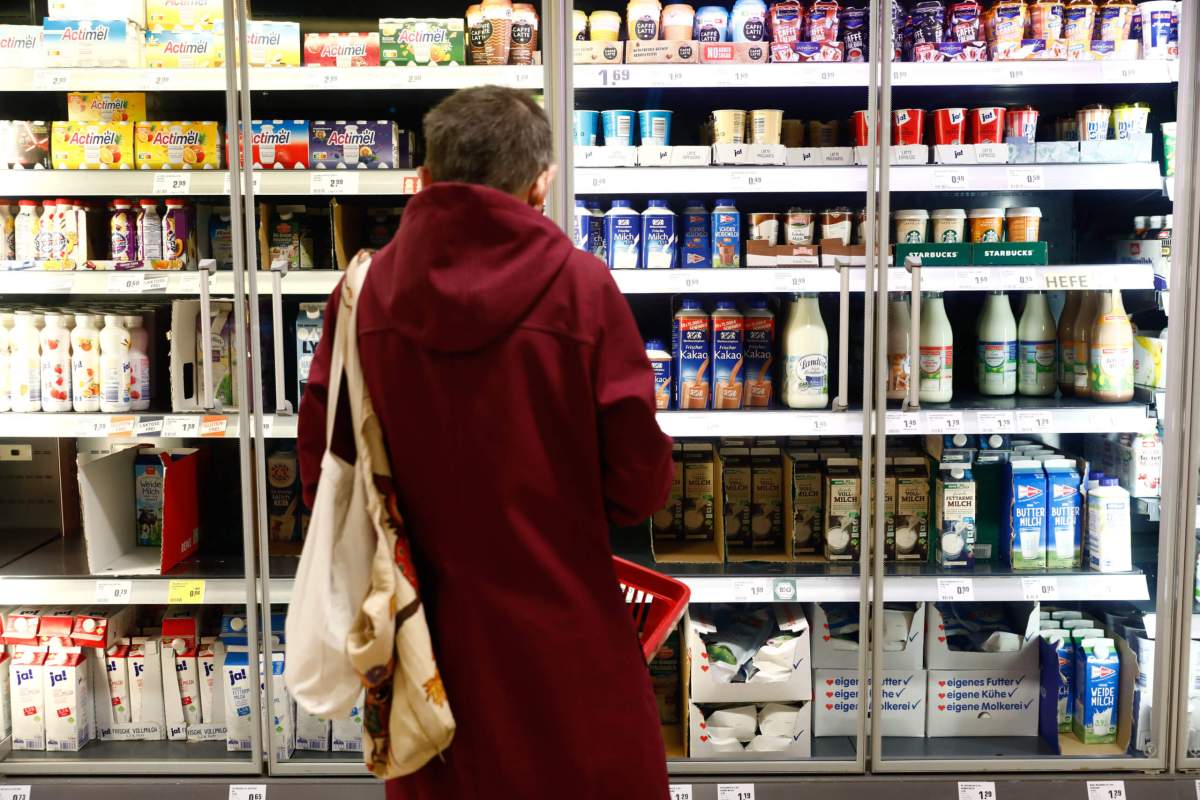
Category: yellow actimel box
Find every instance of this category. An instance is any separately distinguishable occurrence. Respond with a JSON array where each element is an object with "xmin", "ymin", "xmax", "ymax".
[
  {"xmin": 51, "ymin": 121, "xmax": 135, "ymax": 169},
  {"xmin": 135, "ymin": 121, "xmax": 222, "ymax": 169},
  {"xmin": 67, "ymin": 92, "xmax": 147, "ymax": 123},
  {"xmin": 146, "ymin": 0, "xmax": 224, "ymax": 31}
]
